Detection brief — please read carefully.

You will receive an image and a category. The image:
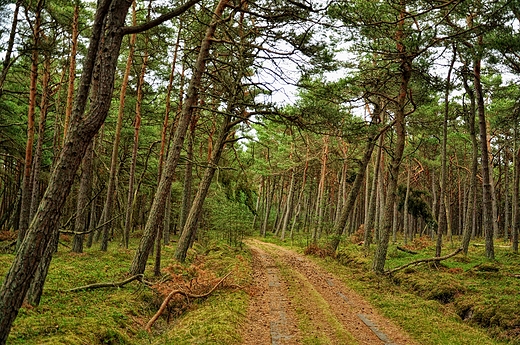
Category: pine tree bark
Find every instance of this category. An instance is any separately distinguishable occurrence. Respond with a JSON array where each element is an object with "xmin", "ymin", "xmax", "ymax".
[
  {"xmin": 0, "ymin": 1, "xmax": 129, "ymax": 340},
  {"xmin": 436, "ymin": 45, "xmax": 456, "ymax": 257},
  {"xmin": 63, "ymin": 3, "xmax": 79, "ymax": 141},
  {"xmin": 99, "ymin": 12, "xmax": 137, "ymax": 251},
  {"xmin": 29, "ymin": 46, "xmax": 51, "ymax": 221},
  {"xmin": 72, "ymin": 142, "xmax": 94, "ymax": 253}
]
